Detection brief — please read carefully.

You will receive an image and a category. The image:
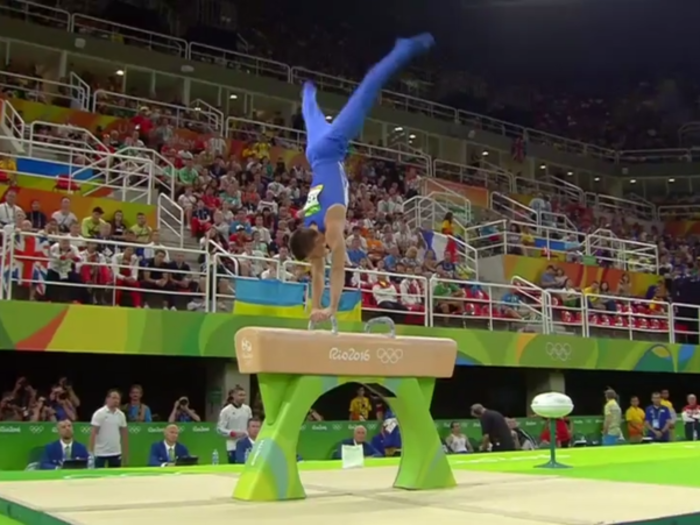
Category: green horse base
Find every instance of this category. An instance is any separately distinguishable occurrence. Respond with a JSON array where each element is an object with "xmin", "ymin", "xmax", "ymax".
[{"xmin": 232, "ymin": 374, "xmax": 456, "ymax": 501}]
